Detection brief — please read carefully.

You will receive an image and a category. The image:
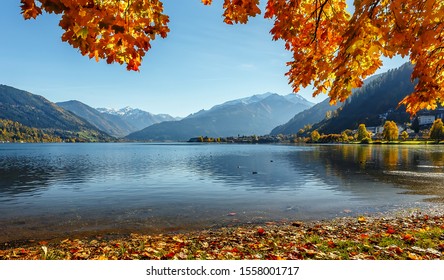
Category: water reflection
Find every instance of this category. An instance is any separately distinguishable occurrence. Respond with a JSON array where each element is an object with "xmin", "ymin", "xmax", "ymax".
[
  {"xmin": 0, "ymin": 153, "xmax": 94, "ymax": 197},
  {"xmin": 305, "ymin": 145, "xmax": 444, "ymax": 201},
  {"xmin": 186, "ymin": 145, "xmax": 312, "ymax": 192},
  {"xmin": 307, "ymin": 145, "xmax": 444, "ymax": 173},
  {"xmin": 0, "ymin": 143, "xmax": 442, "ymax": 243}
]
